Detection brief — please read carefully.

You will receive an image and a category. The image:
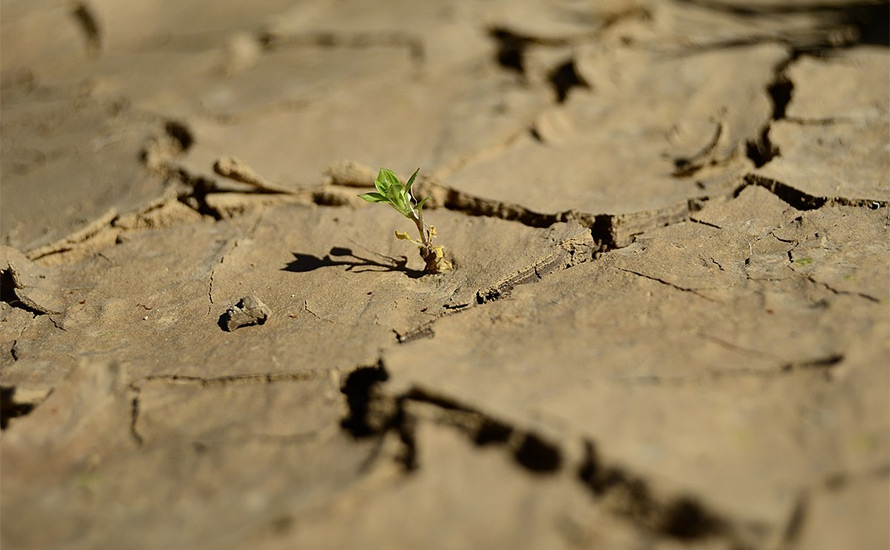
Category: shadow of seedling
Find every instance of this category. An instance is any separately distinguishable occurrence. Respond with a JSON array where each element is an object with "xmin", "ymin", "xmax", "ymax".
[{"xmin": 283, "ymin": 247, "xmax": 425, "ymax": 278}]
